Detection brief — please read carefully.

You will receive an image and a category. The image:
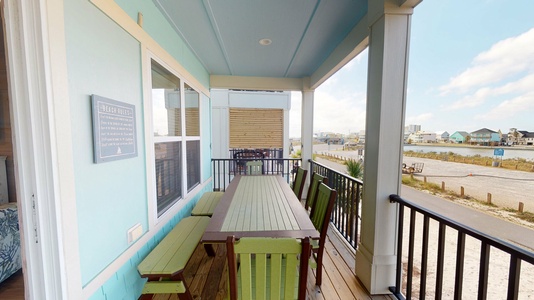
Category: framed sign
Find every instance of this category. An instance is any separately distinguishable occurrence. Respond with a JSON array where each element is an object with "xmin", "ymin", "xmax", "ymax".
[
  {"xmin": 91, "ymin": 95, "xmax": 137, "ymax": 163},
  {"xmin": 493, "ymin": 148, "xmax": 504, "ymax": 157}
]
